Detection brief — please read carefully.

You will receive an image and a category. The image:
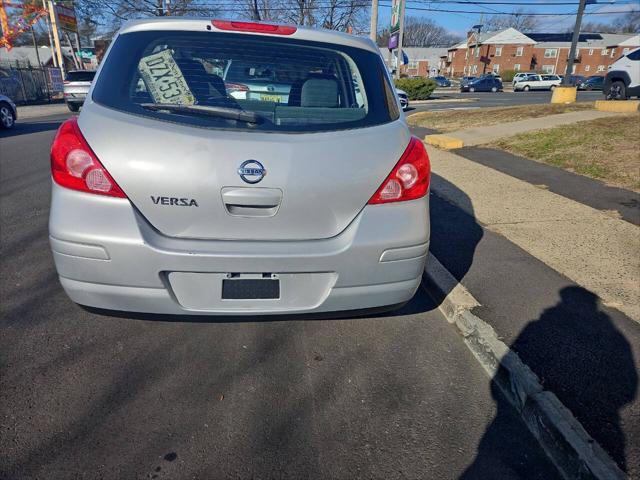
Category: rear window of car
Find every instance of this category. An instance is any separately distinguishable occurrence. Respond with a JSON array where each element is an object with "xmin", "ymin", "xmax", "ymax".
[
  {"xmin": 92, "ymin": 30, "xmax": 399, "ymax": 133},
  {"xmin": 66, "ymin": 71, "xmax": 96, "ymax": 82}
]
